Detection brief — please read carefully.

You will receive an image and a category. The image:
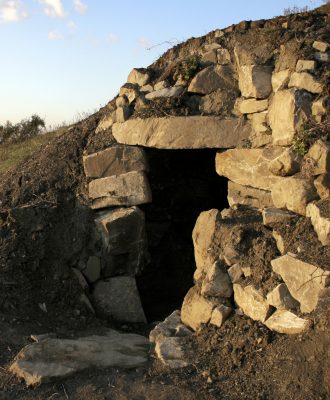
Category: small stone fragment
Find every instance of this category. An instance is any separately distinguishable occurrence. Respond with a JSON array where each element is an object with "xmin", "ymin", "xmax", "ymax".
[
  {"xmin": 237, "ymin": 65, "xmax": 273, "ymax": 99},
  {"xmin": 140, "ymin": 84, "xmax": 153, "ymax": 93},
  {"xmin": 262, "ymin": 208, "xmax": 296, "ymax": 226},
  {"xmin": 115, "ymin": 106, "xmax": 131, "ymax": 123},
  {"xmin": 145, "ymin": 86, "xmax": 184, "ymax": 100},
  {"xmin": 233, "ymin": 284, "xmax": 270, "ymax": 322},
  {"xmin": 228, "ymin": 181, "xmax": 274, "ymax": 208},
  {"xmin": 201, "ymin": 261, "xmax": 233, "ymax": 298},
  {"xmin": 95, "ymin": 113, "xmax": 114, "ymax": 133},
  {"xmin": 306, "ymin": 140, "xmax": 330, "ymax": 175},
  {"xmin": 271, "ymin": 69, "xmax": 290, "ymax": 92},
  {"xmin": 222, "ymin": 246, "xmax": 240, "ymax": 266},
  {"xmin": 210, "ymin": 305, "xmax": 233, "ymax": 328},
  {"xmin": 154, "ymin": 80, "xmax": 170, "ymax": 91},
  {"xmin": 228, "ymin": 264, "xmax": 243, "ymax": 283},
  {"xmin": 272, "ymin": 230, "xmax": 286, "ymax": 255},
  {"xmin": 268, "ymin": 148, "xmax": 302, "ymax": 177},
  {"xmin": 235, "ymin": 98, "xmax": 268, "ymax": 114},
  {"xmin": 149, "ymin": 311, "xmax": 192, "ymax": 344},
  {"xmin": 288, "ymin": 72, "xmax": 323, "ymax": 94},
  {"xmin": 155, "ymin": 337, "xmax": 189, "ymax": 368},
  {"xmin": 217, "ymin": 48, "xmax": 231, "ymax": 64},
  {"xmin": 306, "ymin": 200, "xmax": 330, "ymax": 246},
  {"xmin": 296, "ymin": 60, "xmax": 316, "ymax": 73},
  {"xmin": 119, "ymin": 84, "xmax": 138, "ymax": 103},
  {"xmin": 127, "ymin": 68, "xmax": 150, "ymax": 86},
  {"xmin": 314, "ymin": 52, "xmax": 330, "ymax": 63},
  {"xmin": 312, "ymin": 98, "xmax": 327, "ymax": 116},
  {"xmin": 265, "ymin": 310, "xmax": 312, "ymax": 334},
  {"xmin": 314, "ymin": 174, "xmax": 330, "ymax": 199},
  {"xmin": 266, "ymin": 283, "xmax": 300, "ymax": 310},
  {"xmin": 313, "ymin": 41, "xmax": 329, "ymax": 53}
]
